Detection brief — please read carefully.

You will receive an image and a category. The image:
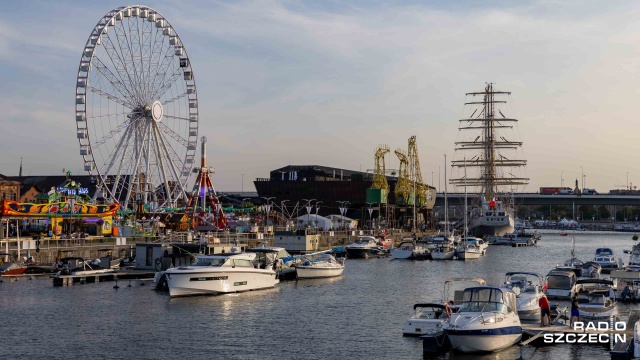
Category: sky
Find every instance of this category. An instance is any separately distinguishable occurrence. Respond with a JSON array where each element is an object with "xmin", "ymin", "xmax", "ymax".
[{"xmin": 1, "ymin": 0, "xmax": 639, "ymax": 194}]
